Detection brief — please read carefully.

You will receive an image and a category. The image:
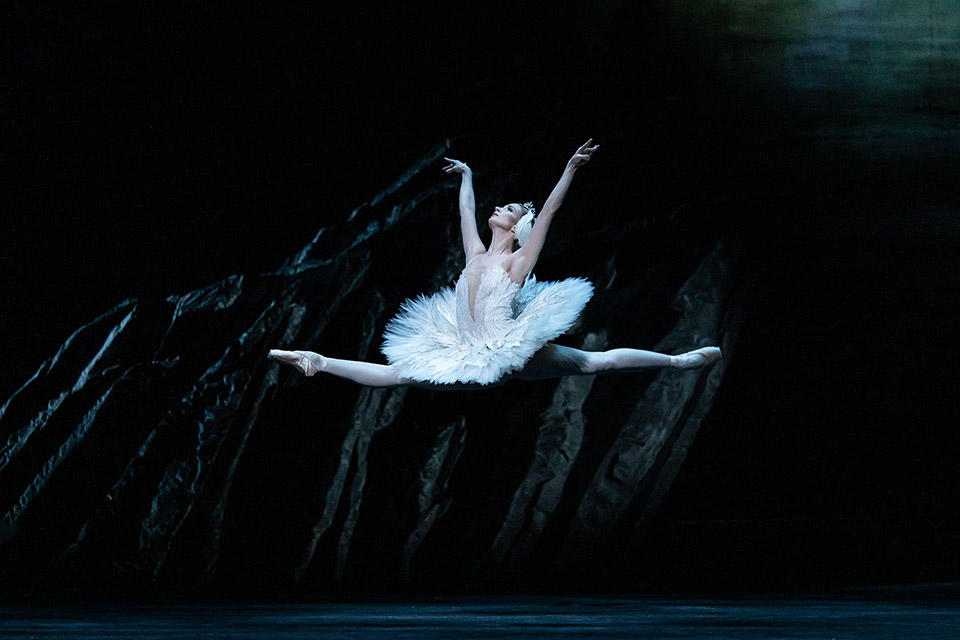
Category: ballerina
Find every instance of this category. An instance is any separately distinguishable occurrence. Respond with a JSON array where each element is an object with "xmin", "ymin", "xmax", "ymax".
[{"xmin": 269, "ymin": 139, "xmax": 721, "ymax": 390}]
